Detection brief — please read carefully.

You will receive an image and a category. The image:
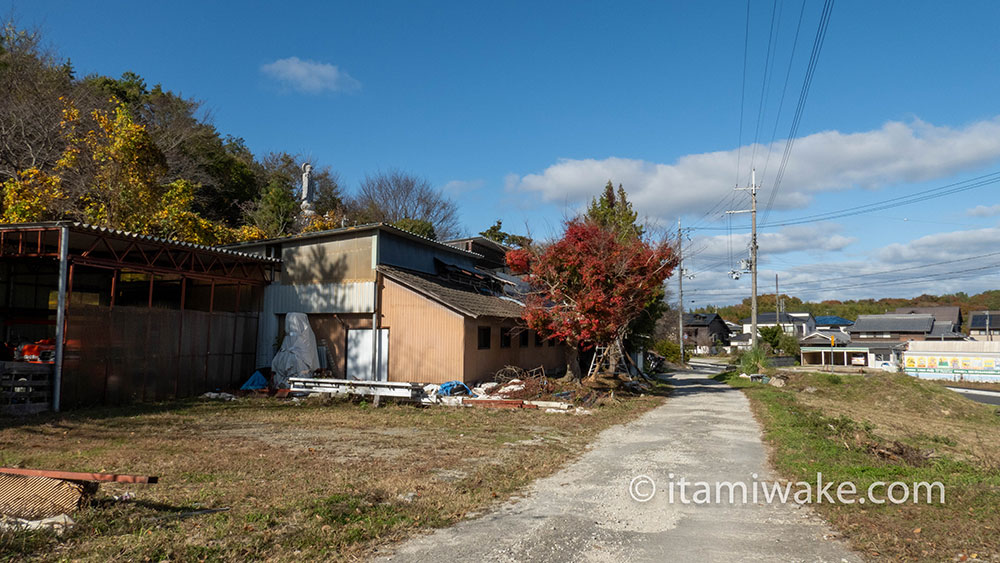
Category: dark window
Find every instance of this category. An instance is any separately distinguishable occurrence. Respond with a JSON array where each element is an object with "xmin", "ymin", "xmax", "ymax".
[
  {"xmin": 534, "ymin": 332, "xmax": 543, "ymax": 346},
  {"xmin": 519, "ymin": 330, "xmax": 529, "ymax": 347},
  {"xmin": 500, "ymin": 328, "xmax": 512, "ymax": 348},
  {"xmin": 477, "ymin": 326, "xmax": 491, "ymax": 350}
]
